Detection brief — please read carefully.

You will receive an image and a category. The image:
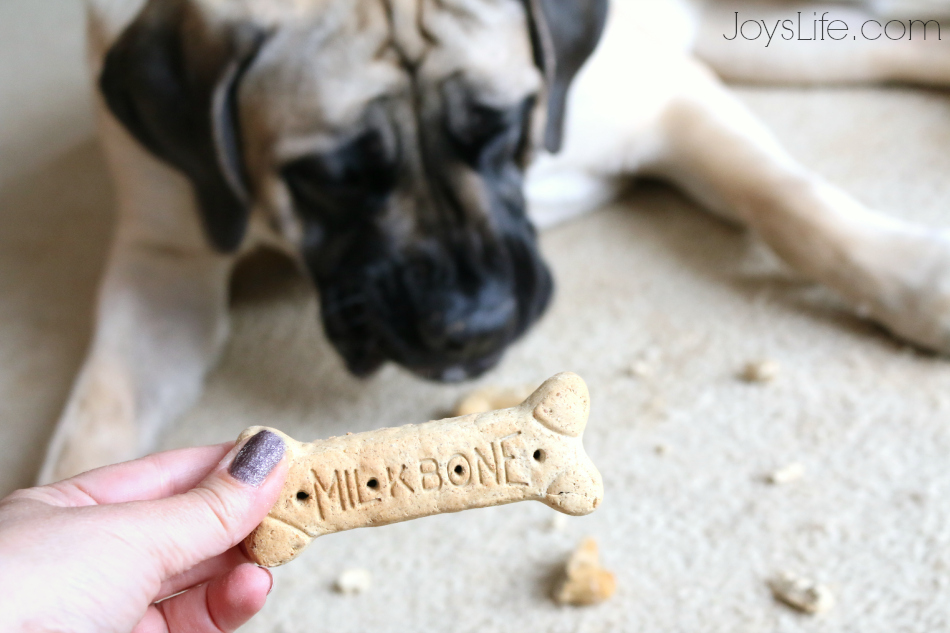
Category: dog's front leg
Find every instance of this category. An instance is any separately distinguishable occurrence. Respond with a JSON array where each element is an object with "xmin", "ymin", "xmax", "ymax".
[
  {"xmin": 650, "ymin": 61, "xmax": 950, "ymax": 353},
  {"xmin": 36, "ymin": 113, "xmax": 236, "ymax": 484},
  {"xmin": 36, "ymin": 235, "xmax": 234, "ymax": 485}
]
